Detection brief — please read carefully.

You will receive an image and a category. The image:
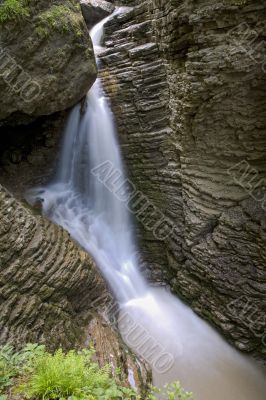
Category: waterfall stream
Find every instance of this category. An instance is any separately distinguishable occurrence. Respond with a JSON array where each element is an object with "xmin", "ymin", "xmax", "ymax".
[{"xmin": 28, "ymin": 10, "xmax": 266, "ymax": 400}]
